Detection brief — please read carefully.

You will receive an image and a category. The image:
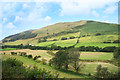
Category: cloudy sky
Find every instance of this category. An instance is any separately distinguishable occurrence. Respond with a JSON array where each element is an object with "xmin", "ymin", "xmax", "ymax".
[{"xmin": 0, "ymin": 0, "xmax": 119, "ymax": 40}]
